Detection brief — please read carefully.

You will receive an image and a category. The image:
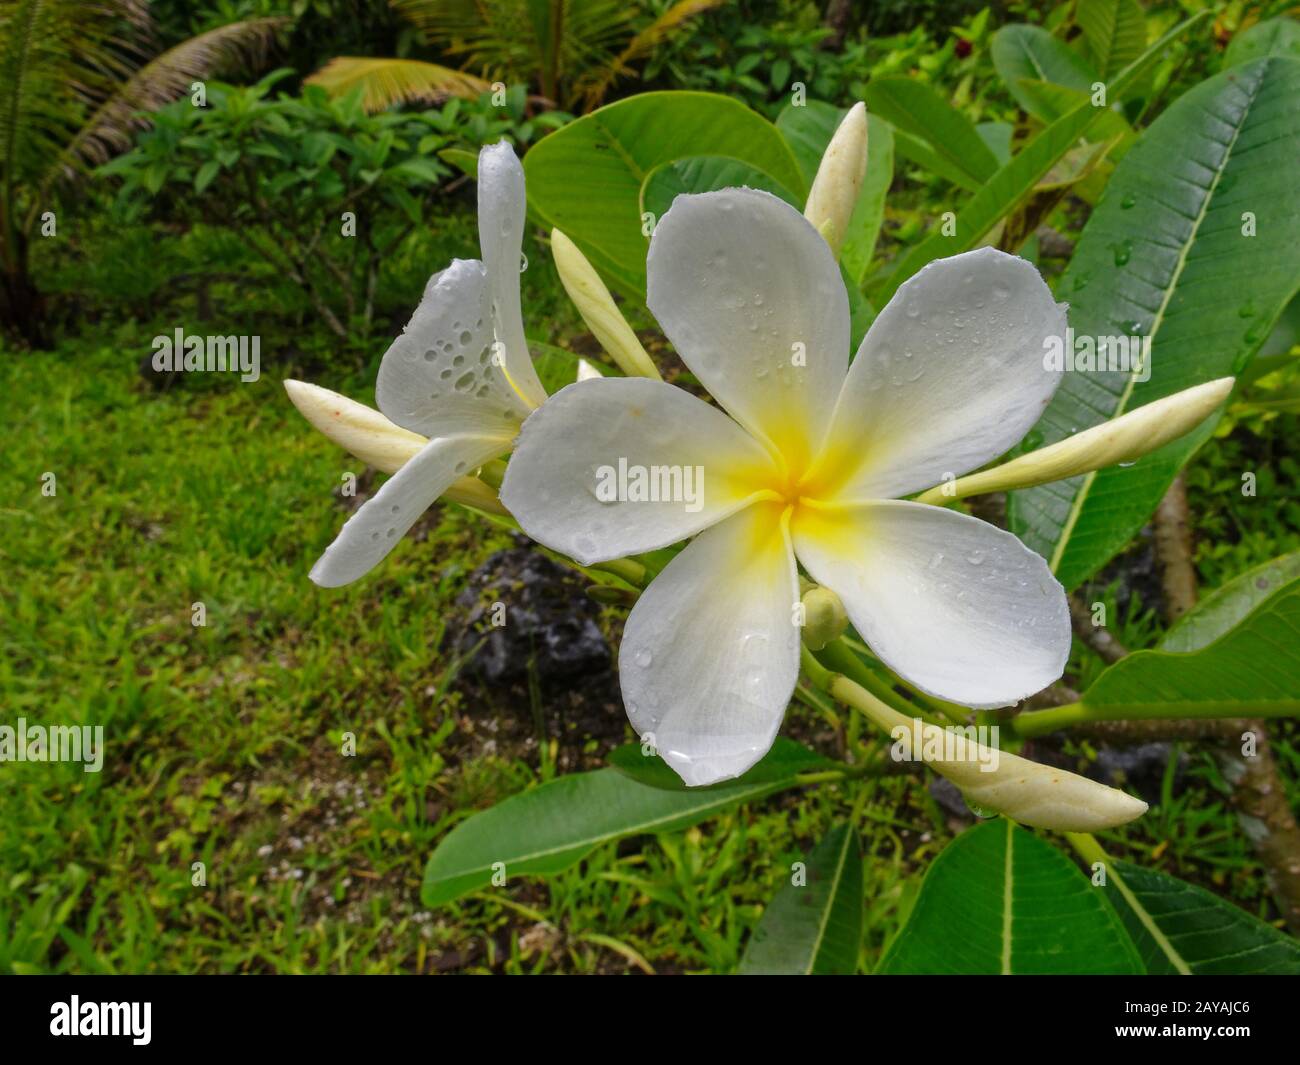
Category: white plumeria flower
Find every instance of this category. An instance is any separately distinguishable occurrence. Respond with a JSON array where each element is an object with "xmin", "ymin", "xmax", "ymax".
[
  {"xmin": 310, "ymin": 141, "xmax": 547, "ymax": 587},
  {"xmin": 502, "ymin": 188, "xmax": 1072, "ymax": 786}
]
